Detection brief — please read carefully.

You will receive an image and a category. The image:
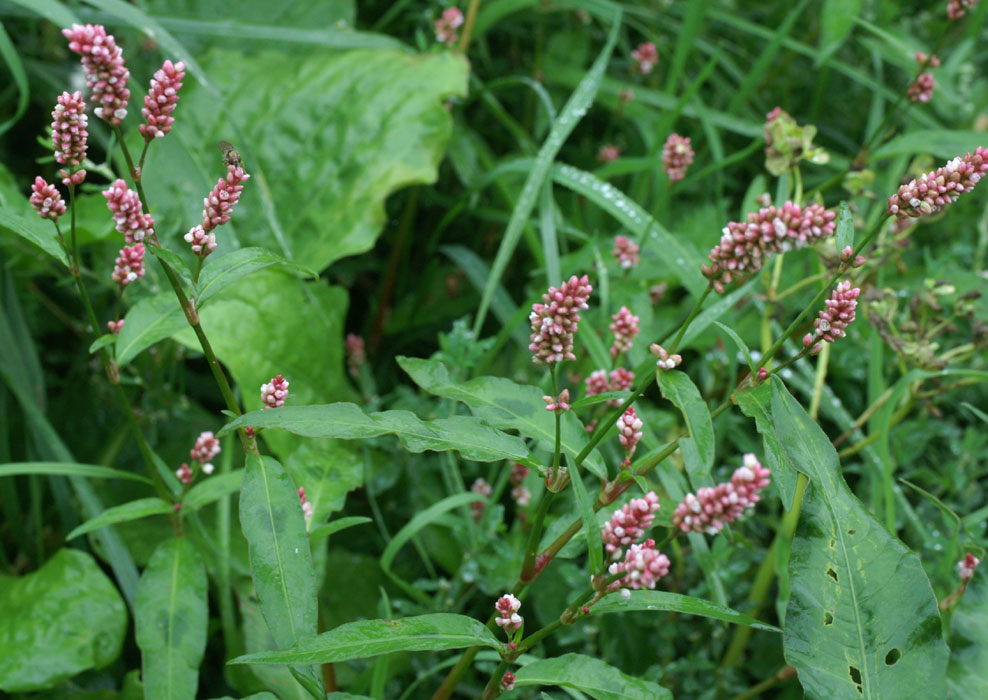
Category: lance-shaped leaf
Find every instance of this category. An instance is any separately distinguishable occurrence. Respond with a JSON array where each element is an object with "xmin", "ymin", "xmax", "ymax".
[
  {"xmin": 591, "ymin": 590, "xmax": 780, "ymax": 632},
  {"xmin": 769, "ymin": 378, "xmax": 948, "ymax": 699},
  {"xmin": 655, "ymin": 369, "xmax": 715, "ymax": 489},
  {"xmin": 220, "ymin": 404, "xmax": 529, "ymax": 463},
  {"xmin": 735, "ymin": 383, "xmax": 798, "ymax": 510},
  {"xmin": 182, "ymin": 469, "xmax": 244, "ymax": 511},
  {"xmin": 0, "ymin": 209, "xmax": 68, "ymax": 266},
  {"xmin": 512, "ymin": 653, "xmax": 672, "ymax": 700},
  {"xmin": 0, "ymin": 461, "xmax": 153, "ymax": 485},
  {"xmin": 398, "ymin": 357, "xmax": 606, "ymax": 478},
  {"xmin": 67, "ymin": 497, "xmax": 173, "ymax": 541},
  {"xmin": 135, "ymin": 538, "xmax": 208, "ymax": 700},
  {"xmin": 229, "ymin": 614, "xmax": 500, "ymax": 665}
]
